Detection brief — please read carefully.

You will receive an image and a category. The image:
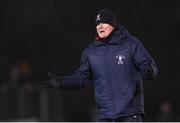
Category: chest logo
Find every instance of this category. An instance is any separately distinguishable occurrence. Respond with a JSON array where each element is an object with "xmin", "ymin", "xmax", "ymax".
[{"xmin": 115, "ymin": 55, "xmax": 125, "ymax": 64}]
